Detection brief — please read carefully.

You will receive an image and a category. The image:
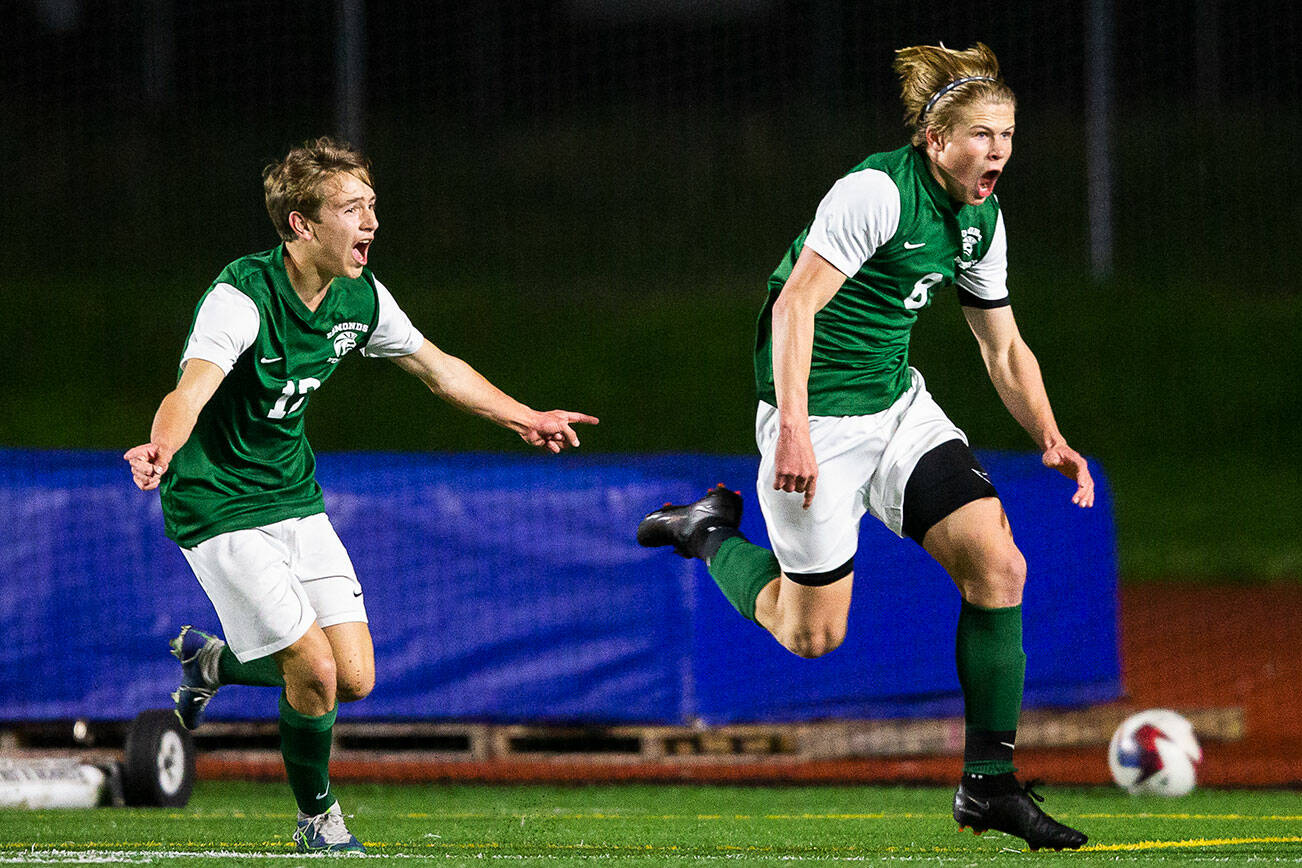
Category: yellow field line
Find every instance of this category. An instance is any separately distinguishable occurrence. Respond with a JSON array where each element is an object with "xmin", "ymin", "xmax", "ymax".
[
  {"xmin": 1084, "ymin": 836, "xmax": 1302, "ymax": 852},
  {"xmin": 1076, "ymin": 812, "xmax": 1302, "ymax": 821}
]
